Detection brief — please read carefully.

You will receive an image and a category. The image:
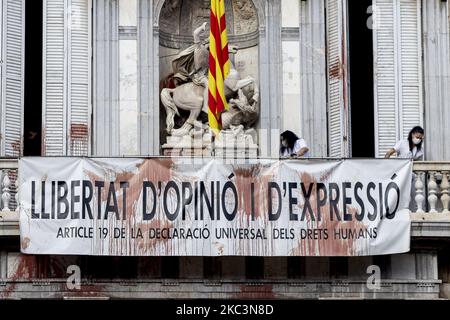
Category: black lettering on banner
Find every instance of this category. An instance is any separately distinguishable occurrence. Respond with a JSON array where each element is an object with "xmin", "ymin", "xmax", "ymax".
[
  {"xmin": 104, "ymin": 182, "xmax": 120, "ymax": 220},
  {"xmin": 95, "ymin": 181, "xmax": 105, "ymax": 219},
  {"xmin": 41, "ymin": 181, "xmax": 50, "ymax": 219},
  {"xmin": 216, "ymin": 181, "xmax": 221, "ymax": 220},
  {"xmin": 288, "ymin": 182, "xmax": 298, "ymax": 220},
  {"xmin": 71, "ymin": 180, "xmax": 80, "ymax": 219},
  {"xmin": 316, "ymin": 183, "xmax": 327, "ymax": 221},
  {"xmin": 201, "ymin": 181, "xmax": 214, "ymax": 220},
  {"xmin": 300, "ymin": 183, "xmax": 314, "ymax": 221},
  {"xmin": 194, "ymin": 181, "xmax": 199, "ymax": 220},
  {"xmin": 25, "ymin": 166, "xmax": 405, "ymax": 225},
  {"xmin": 379, "ymin": 182, "xmax": 384, "ymax": 219},
  {"xmin": 51, "ymin": 181, "xmax": 56, "ymax": 219},
  {"xmin": 222, "ymin": 181, "xmax": 237, "ymax": 221},
  {"xmin": 354, "ymin": 182, "xmax": 365, "ymax": 221},
  {"xmin": 142, "ymin": 181, "xmax": 157, "ymax": 221},
  {"xmin": 57, "ymin": 181, "xmax": 69, "ymax": 219},
  {"xmin": 82, "ymin": 180, "xmax": 93, "ymax": 219},
  {"xmin": 163, "ymin": 181, "xmax": 180, "ymax": 221},
  {"xmin": 342, "ymin": 182, "xmax": 352, "ymax": 221},
  {"xmin": 385, "ymin": 182, "xmax": 400, "ymax": 219},
  {"xmin": 367, "ymin": 182, "xmax": 377, "ymax": 221},
  {"xmin": 329, "ymin": 183, "xmax": 341, "ymax": 221},
  {"xmin": 120, "ymin": 181, "xmax": 129, "ymax": 220},
  {"xmin": 181, "ymin": 182, "xmax": 193, "ymax": 220},
  {"xmin": 268, "ymin": 182, "xmax": 281, "ymax": 221}
]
